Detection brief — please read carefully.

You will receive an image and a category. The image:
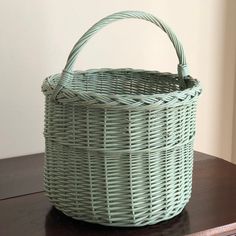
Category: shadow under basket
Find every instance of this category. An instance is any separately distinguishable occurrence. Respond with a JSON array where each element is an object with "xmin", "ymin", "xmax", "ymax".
[{"xmin": 42, "ymin": 11, "xmax": 201, "ymax": 227}]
